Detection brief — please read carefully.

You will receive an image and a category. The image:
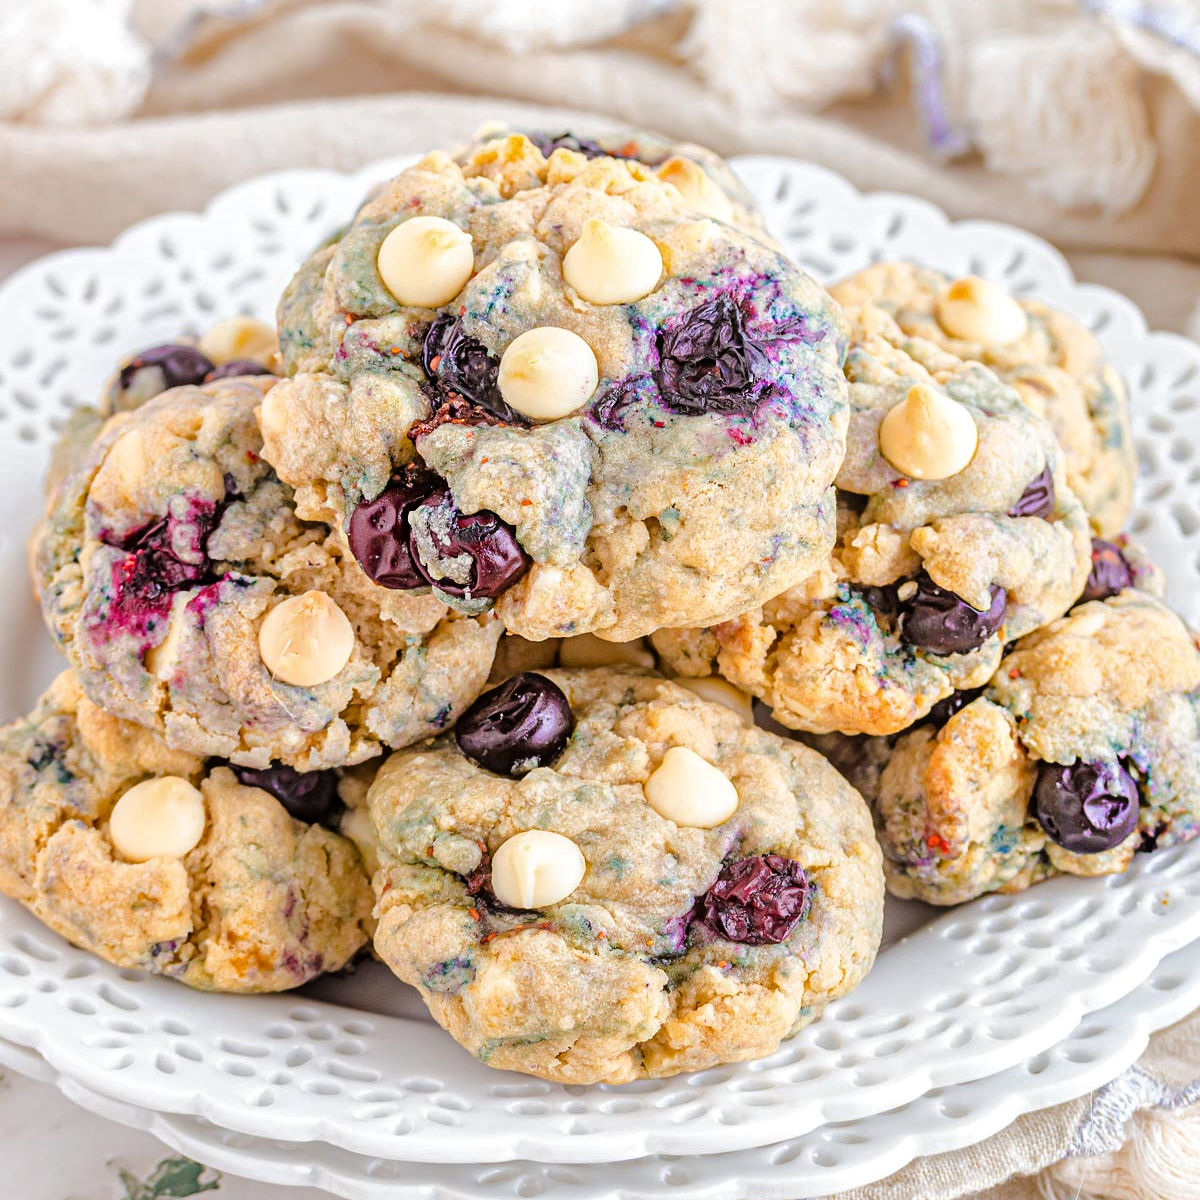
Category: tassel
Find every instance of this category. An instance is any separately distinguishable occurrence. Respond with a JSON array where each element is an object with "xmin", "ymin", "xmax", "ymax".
[
  {"xmin": 965, "ymin": 22, "xmax": 1156, "ymax": 213},
  {"xmin": 680, "ymin": 0, "xmax": 896, "ymax": 113},
  {"xmin": 0, "ymin": 0, "xmax": 151, "ymax": 125},
  {"xmin": 1041, "ymin": 1102, "xmax": 1200, "ymax": 1200}
]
